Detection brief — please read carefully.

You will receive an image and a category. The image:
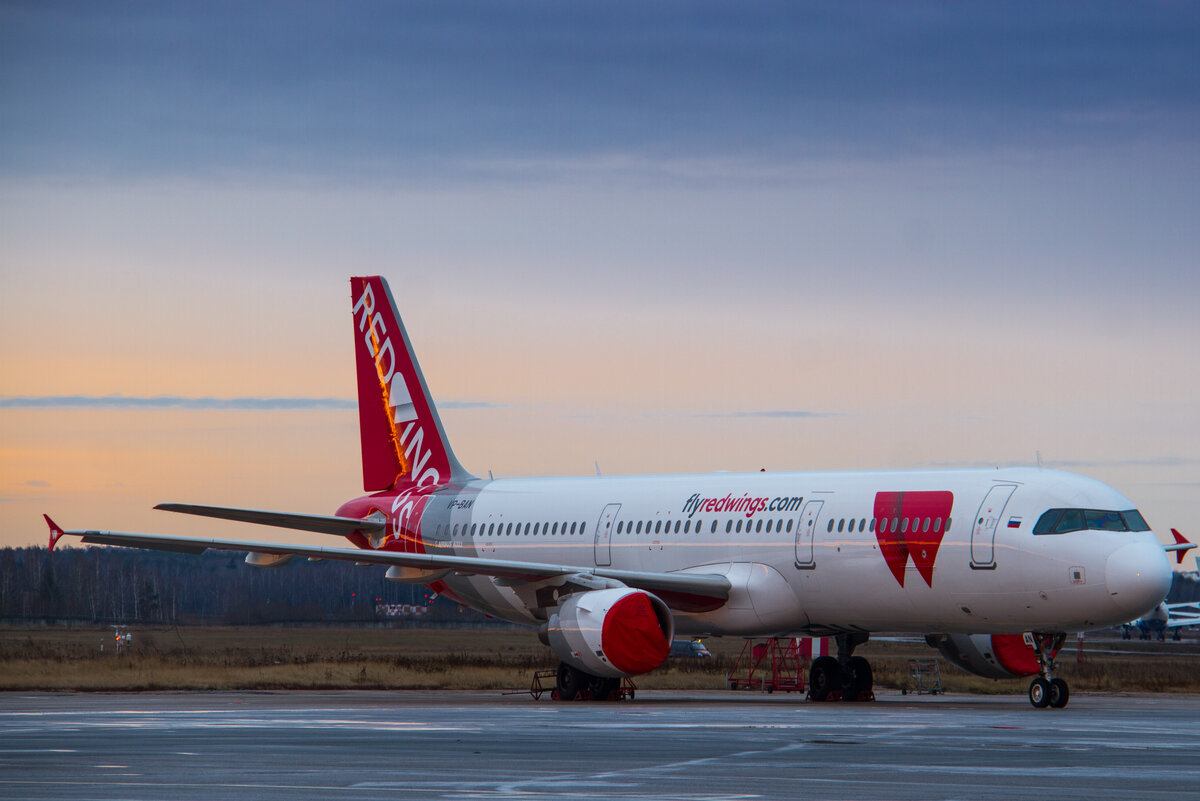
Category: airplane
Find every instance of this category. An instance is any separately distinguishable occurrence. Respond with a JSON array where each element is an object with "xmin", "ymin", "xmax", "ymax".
[
  {"xmin": 44, "ymin": 275, "xmax": 1194, "ymax": 709},
  {"xmin": 1123, "ymin": 599, "xmax": 1200, "ymax": 641}
]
